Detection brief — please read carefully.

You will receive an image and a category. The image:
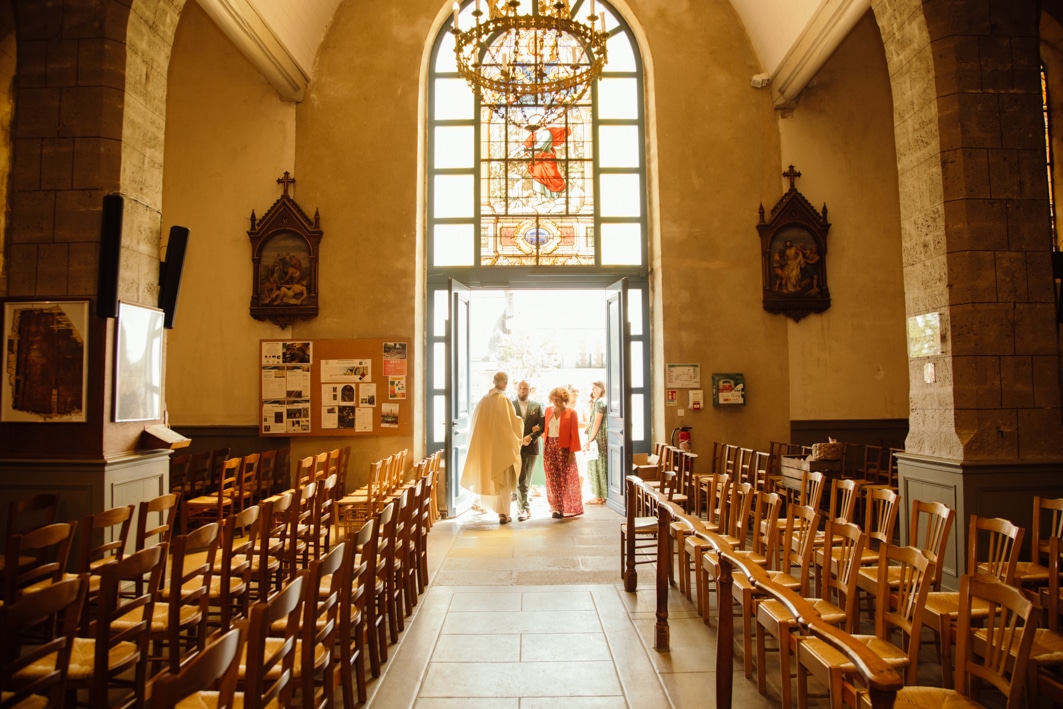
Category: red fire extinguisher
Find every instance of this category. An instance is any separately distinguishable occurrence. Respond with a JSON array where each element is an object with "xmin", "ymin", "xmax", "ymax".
[{"xmin": 671, "ymin": 426, "xmax": 692, "ymax": 452}]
